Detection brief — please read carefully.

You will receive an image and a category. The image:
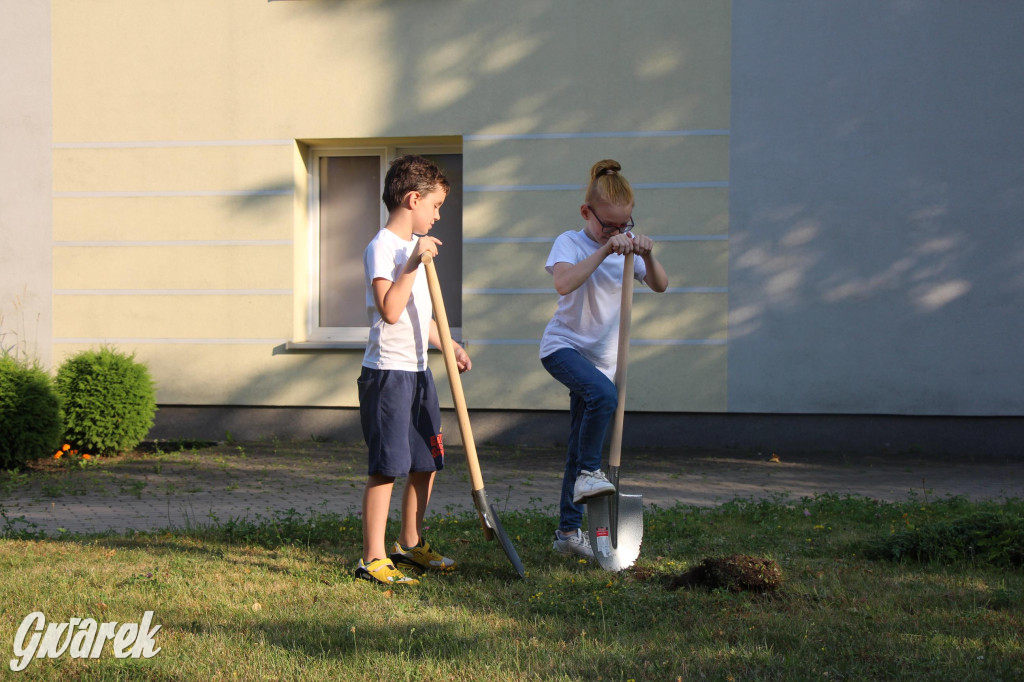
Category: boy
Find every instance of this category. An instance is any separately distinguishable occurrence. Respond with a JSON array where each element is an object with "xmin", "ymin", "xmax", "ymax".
[{"xmin": 355, "ymin": 154, "xmax": 471, "ymax": 585}]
